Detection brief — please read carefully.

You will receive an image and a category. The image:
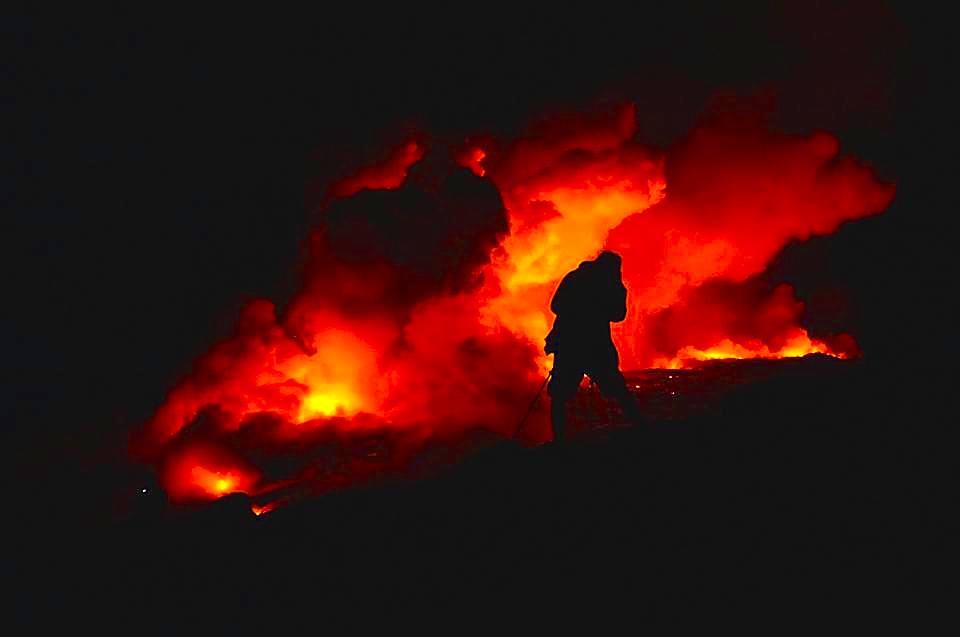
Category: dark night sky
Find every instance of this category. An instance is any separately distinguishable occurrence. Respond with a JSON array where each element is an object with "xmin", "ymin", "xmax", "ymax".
[{"xmin": 1, "ymin": 4, "xmax": 952, "ymax": 490}]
